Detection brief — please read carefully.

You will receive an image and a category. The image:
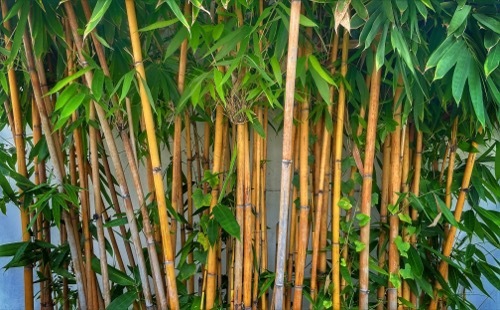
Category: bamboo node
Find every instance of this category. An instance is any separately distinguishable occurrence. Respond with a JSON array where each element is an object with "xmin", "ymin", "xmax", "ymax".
[
  {"xmin": 299, "ymin": 205, "xmax": 310, "ymax": 210},
  {"xmin": 152, "ymin": 166, "xmax": 162, "ymax": 174},
  {"xmin": 362, "ymin": 173, "xmax": 372, "ymax": 179},
  {"xmin": 460, "ymin": 187, "xmax": 470, "ymax": 193},
  {"xmin": 359, "ymin": 288, "xmax": 370, "ymax": 294}
]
